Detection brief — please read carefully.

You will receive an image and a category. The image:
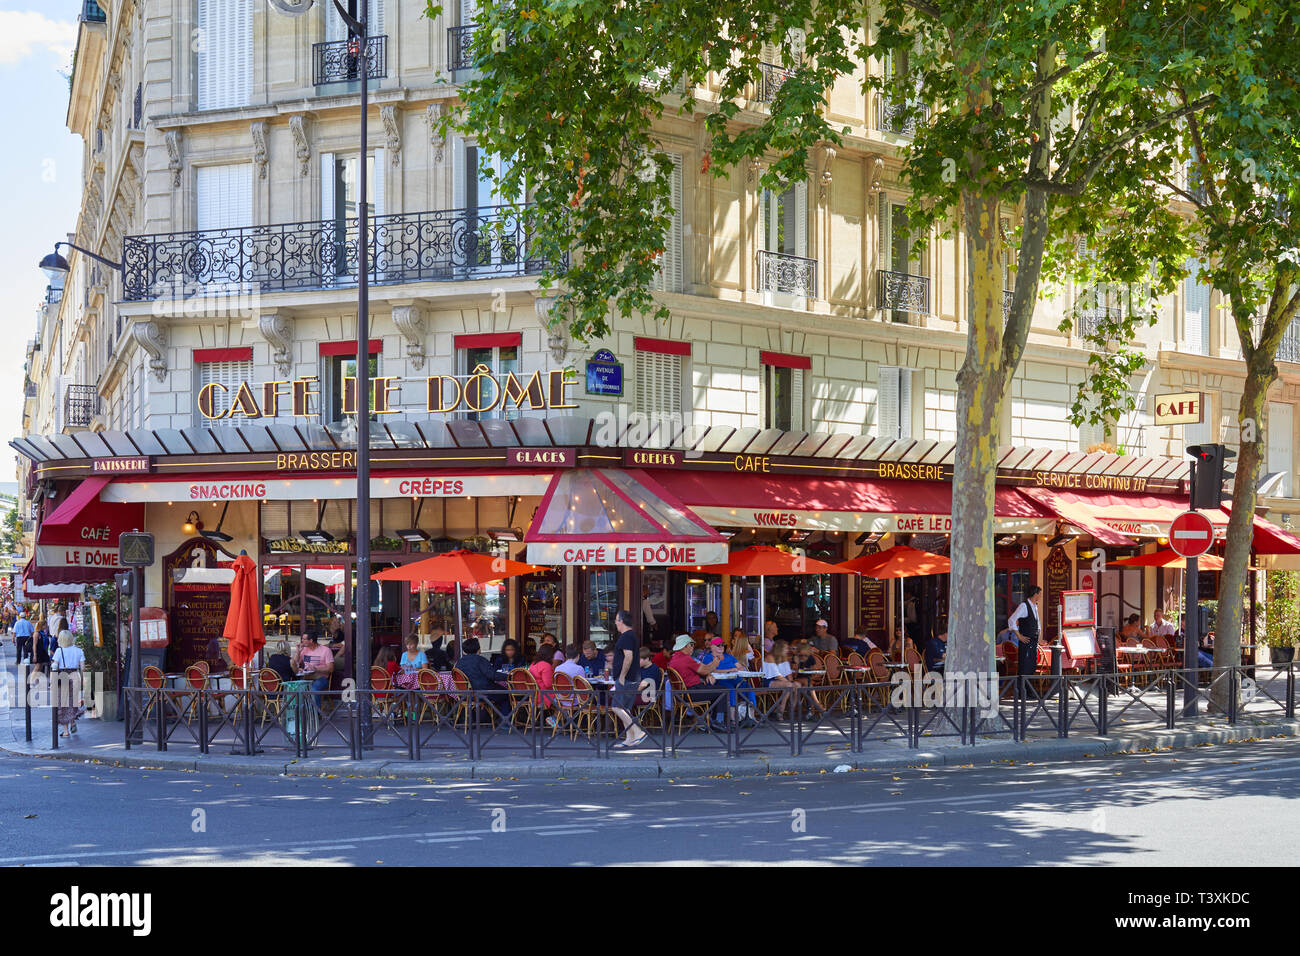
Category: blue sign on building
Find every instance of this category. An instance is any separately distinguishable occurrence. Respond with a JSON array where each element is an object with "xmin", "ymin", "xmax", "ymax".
[{"xmin": 586, "ymin": 349, "xmax": 624, "ymax": 396}]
